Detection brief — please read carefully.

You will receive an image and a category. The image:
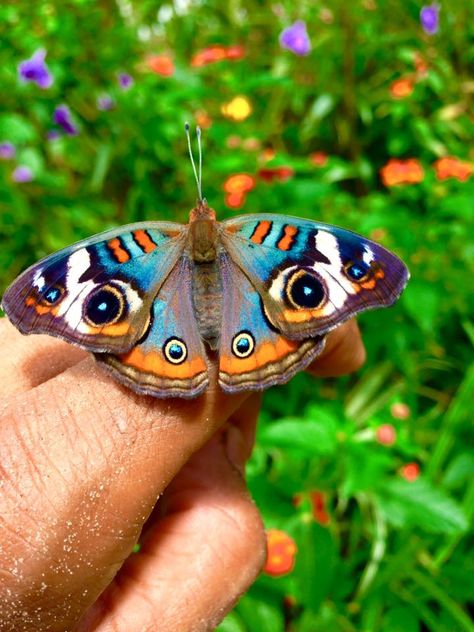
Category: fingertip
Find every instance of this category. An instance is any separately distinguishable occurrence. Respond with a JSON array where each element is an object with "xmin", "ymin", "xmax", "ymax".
[{"xmin": 307, "ymin": 319, "xmax": 366, "ymax": 377}]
